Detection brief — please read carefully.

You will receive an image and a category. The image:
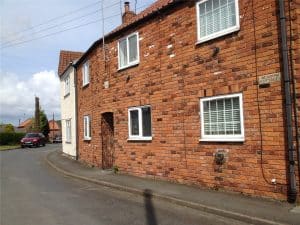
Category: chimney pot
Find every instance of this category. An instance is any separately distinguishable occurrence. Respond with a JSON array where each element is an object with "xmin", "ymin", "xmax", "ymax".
[{"xmin": 124, "ymin": 1, "xmax": 130, "ymax": 13}]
